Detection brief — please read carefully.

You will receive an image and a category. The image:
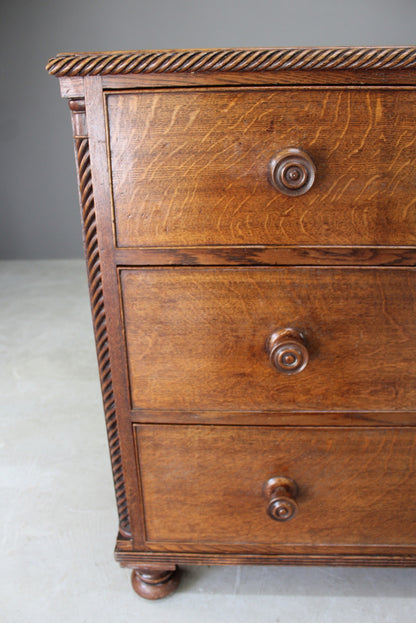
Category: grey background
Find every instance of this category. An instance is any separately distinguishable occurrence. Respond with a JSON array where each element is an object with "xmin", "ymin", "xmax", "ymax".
[{"xmin": 2, "ymin": 0, "xmax": 416, "ymax": 259}]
